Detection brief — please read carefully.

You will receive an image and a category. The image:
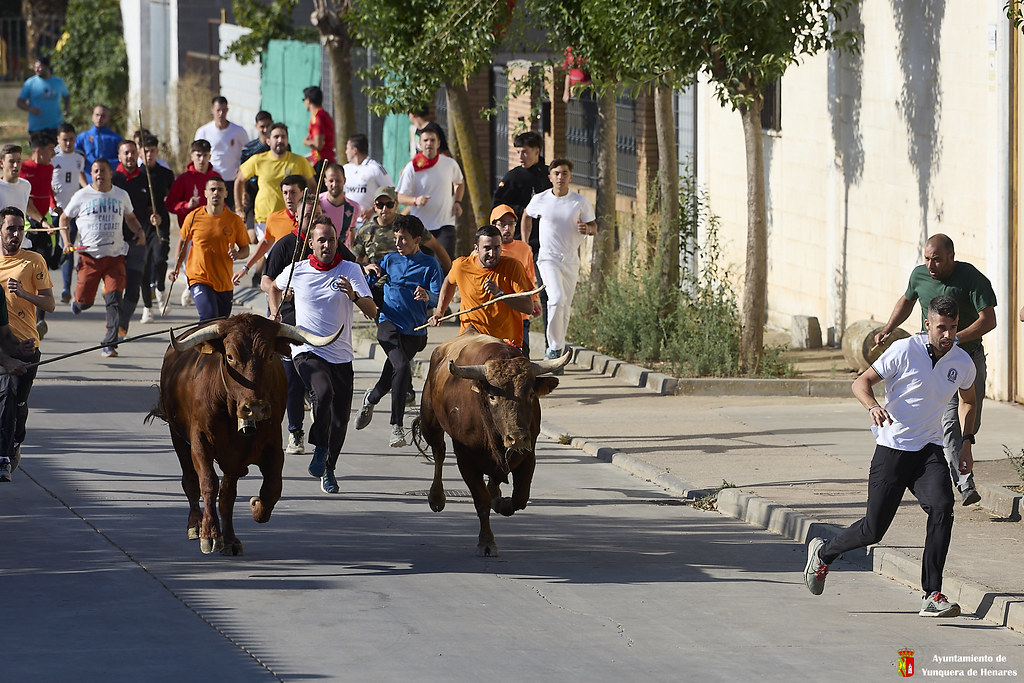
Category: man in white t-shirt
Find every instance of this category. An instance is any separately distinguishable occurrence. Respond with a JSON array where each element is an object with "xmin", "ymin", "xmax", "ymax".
[
  {"xmin": 272, "ymin": 216, "xmax": 376, "ymax": 495},
  {"xmin": 59, "ymin": 158, "xmax": 145, "ymax": 357},
  {"xmin": 803, "ymin": 295, "xmax": 977, "ymax": 619},
  {"xmin": 522, "ymin": 158, "xmax": 596, "ymax": 361},
  {"xmin": 344, "ymin": 133, "xmax": 393, "ymax": 225},
  {"xmin": 52, "ymin": 123, "xmax": 88, "ymax": 304},
  {"xmin": 194, "ymin": 96, "xmax": 249, "ymax": 209},
  {"xmin": 0, "ymin": 144, "xmax": 42, "ymax": 224},
  {"xmin": 396, "ymin": 122, "xmax": 463, "ymax": 261}
]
